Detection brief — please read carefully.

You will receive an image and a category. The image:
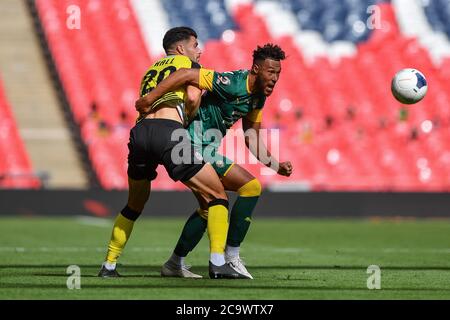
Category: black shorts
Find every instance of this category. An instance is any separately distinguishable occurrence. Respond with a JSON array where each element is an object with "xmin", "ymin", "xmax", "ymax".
[{"xmin": 127, "ymin": 118, "xmax": 205, "ymax": 182}]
